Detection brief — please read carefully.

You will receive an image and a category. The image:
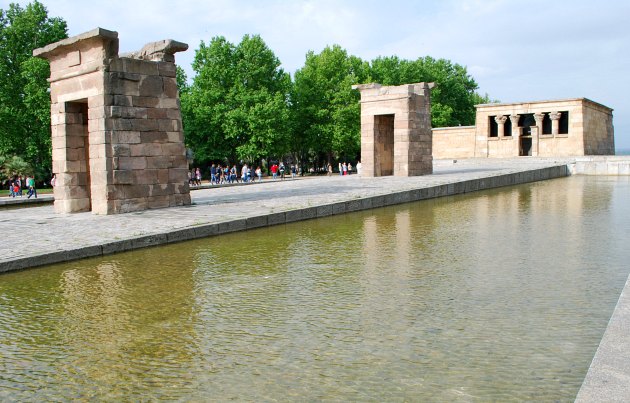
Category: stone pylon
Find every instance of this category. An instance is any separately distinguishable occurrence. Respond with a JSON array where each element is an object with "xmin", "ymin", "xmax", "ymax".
[
  {"xmin": 34, "ymin": 28, "xmax": 191, "ymax": 214},
  {"xmin": 352, "ymin": 83, "xmax": 434, "ymax": 177}
]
